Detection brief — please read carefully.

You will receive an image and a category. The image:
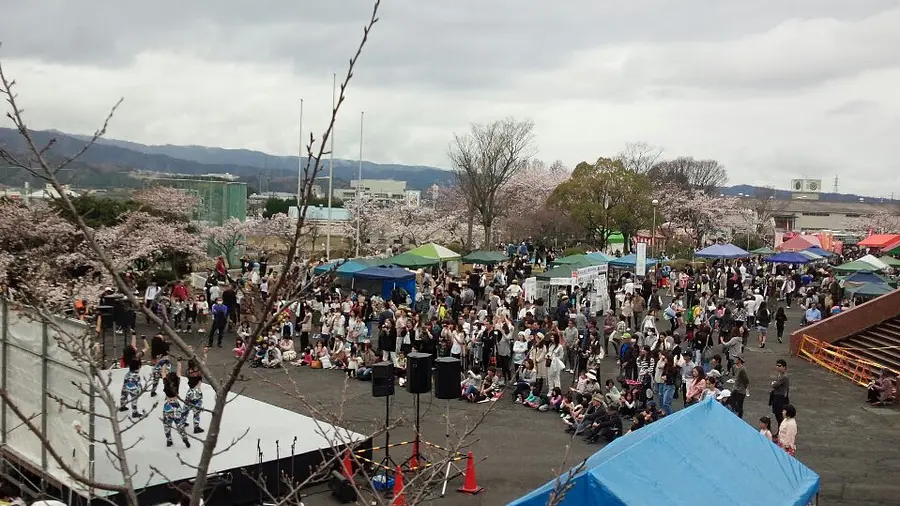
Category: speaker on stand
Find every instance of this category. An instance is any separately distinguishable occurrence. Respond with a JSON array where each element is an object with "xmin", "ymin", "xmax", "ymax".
[
  {"xmin": 434, "ymin": 356, "xmax": 465, "ymax": 496},
  {"xmin": 404, "ymin": 352, "xmax": 432, "ymax": 471},
  {"xmin": 371, "ymin": 362, "xmax": 398, "ymax": 473}
]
